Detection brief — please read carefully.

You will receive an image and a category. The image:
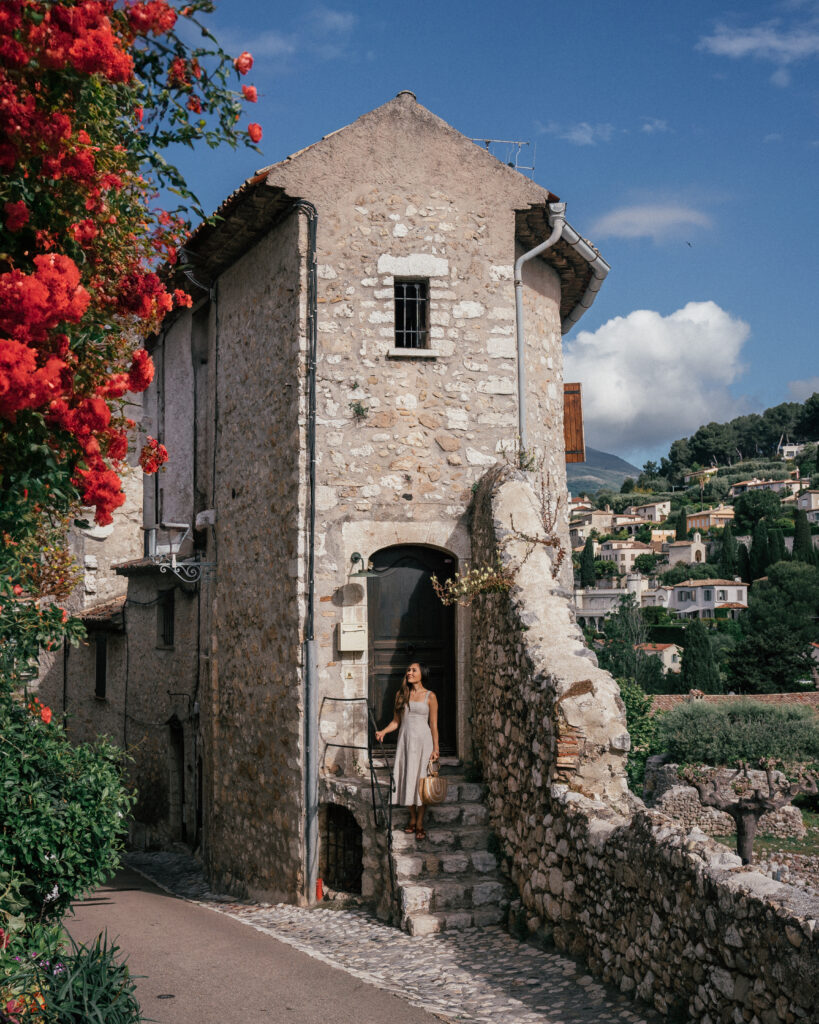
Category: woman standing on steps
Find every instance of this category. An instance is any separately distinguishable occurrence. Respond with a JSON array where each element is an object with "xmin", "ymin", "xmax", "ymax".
[{"xmin": 375, "ymin": 662, "xmax": 439, "ymax": 840}]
